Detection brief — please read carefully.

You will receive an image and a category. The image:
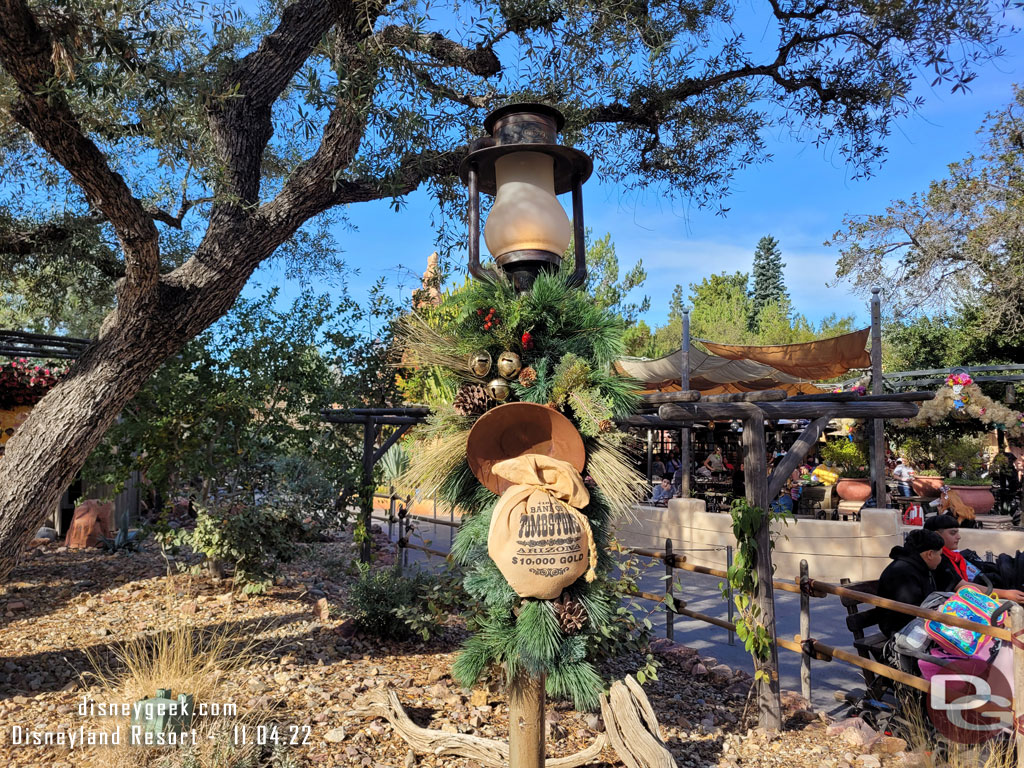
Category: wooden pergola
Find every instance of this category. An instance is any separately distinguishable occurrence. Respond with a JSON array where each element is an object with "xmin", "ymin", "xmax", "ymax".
[
  {"xmin": 0, "ymin": 329, "xmax": 91, "ymax": 360},
  {"xmin": 320, "ymin": 406, "xmax": 430, "ymax": 562},
  {"xmin": 620, "ymin": 386, "xmax": 929, "ymax": 729}
]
